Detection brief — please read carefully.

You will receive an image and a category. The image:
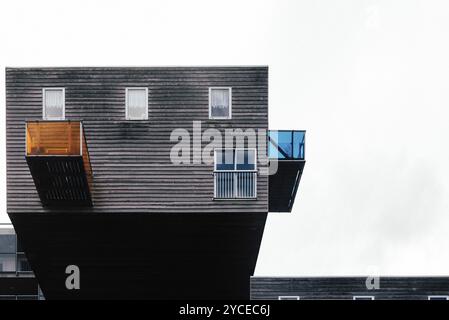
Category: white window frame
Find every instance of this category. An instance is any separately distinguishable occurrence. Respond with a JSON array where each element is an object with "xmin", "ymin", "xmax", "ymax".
[
  {"xmin": 209, "ymin": 87, "xmax": 232, "ymax": 120},
  {"xmin": 42, "ymin": 88, "xmax": 65, "ymax": 120},
  {"xmin": 353, "ymin": 296, "xmax": 375, "ymax": 300},
  {"xmin": 278, "ymin": 296, "xmax": 300, "ymax": 300},
  {"xmin": 125, "ymin": 87, "xmax": 148, "ymax": 120},
  {"xmin": 428, "ymin": 295, "xmax": 449, "ymax": 300}
]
